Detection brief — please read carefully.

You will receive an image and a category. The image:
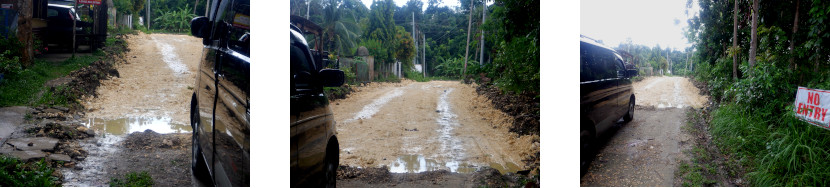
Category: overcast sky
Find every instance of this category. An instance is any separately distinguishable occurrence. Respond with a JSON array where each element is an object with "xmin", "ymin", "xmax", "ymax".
[
  {"xmin": 359, "ymin": 0, "xmax": 461, "ymax": 11},
  {"xmin": 581, "ymin": 0, "xmax": 700, "ymax": 51}
]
